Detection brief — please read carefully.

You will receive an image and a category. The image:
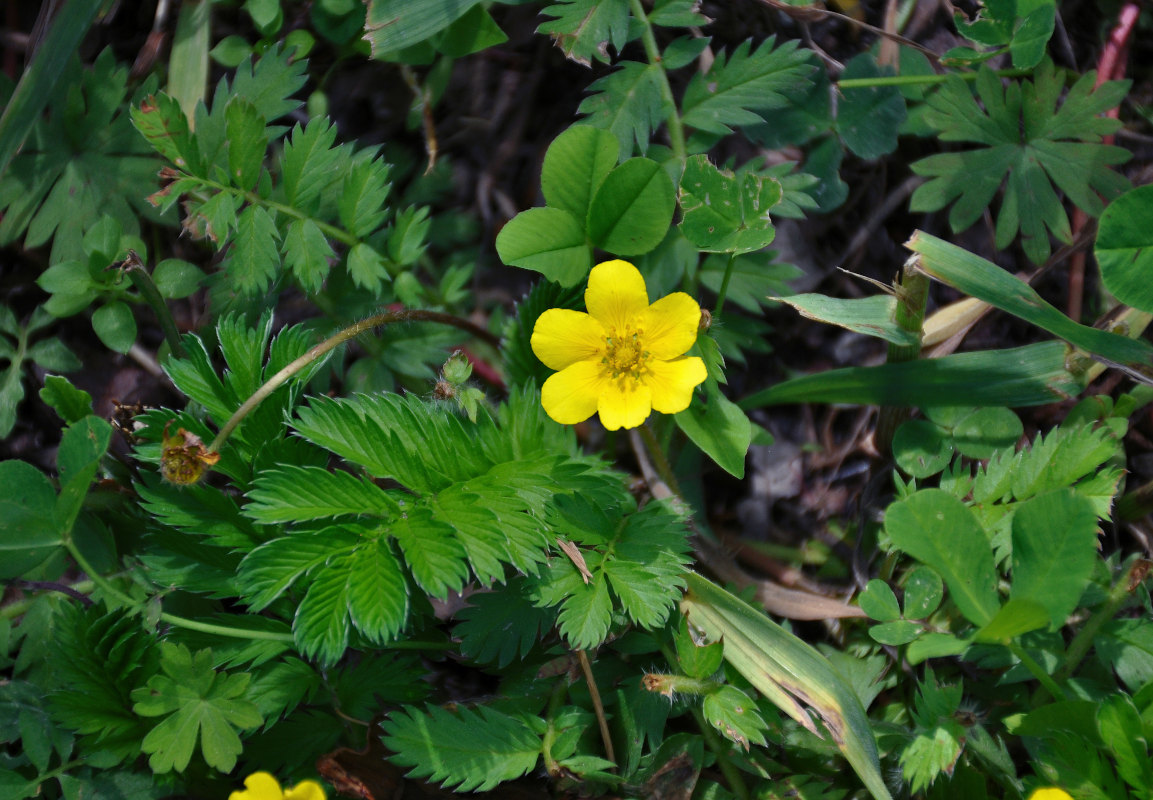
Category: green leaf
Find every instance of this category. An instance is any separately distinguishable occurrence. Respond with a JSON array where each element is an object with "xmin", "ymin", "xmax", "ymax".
[
  {"xmin": 132, "ymin": 91, "xmax": 200, "ymax": 174},
  {"xmin": 542, "ymin": 126, "xmax": 619, "ymax": 223},
  {"xmin": 0, "ymin": 460, "xmax": 61, "ymax": 578},
  {"xmin": 225, "ymin": 99, "xmax": 267, "ymax": 191},
  {"xmin": 859, "ymin": 579, "xmax": 901, "ymax": 622},
  {"xmin": 339, "ymin": 156, "xmax": 392, "ymax": 238},
  {"xmin": 578, "ymin": 61, "xmax": 667, "ymax": 157},
  {"xmin": 885, "ymin": 489, "xmax": 1000, "ymax": 626},
  {"xmin": 282, "ymin": 218, "xmax": 335, "ymax": 293},
  {"xmin": 1010, "ymin": 3, "xmax": 1056, "ymax": 69},
  {"xmin": 775, "ymin": 293, "xmax": 918, "ymax": 348},
  {"xmin": 239, "ymin": 528, "xmax": 359, "ymax": 612},
  {"xmin": 893, "ymin": 420, "xmax": 955, "ymax": 479},
  {"xmin": 588, "ymin": 157, "xmax": 676, "ymax": 256},
  {"xmin": 869, "ymin": 620, "xmax": 922, "ymax": 646},
  {"xmin": 281, "ymin": 119, "xmax": 342, "ymax": 216},
  {"xmin": 910, "ymin": 61, "xmax": 1130, "ymax": 263},
  {"xmin": 39, "ymin": 375, "xmax": 92, "ymax": 423},
  {"xmin": 681, "ymin": 38, "xmax": 812, "ymax": 135},
  {"xmin": 346, "ymin": 242, "xmax": 390, "ymax": 293},
  {"xmin": 1096, "ymin": 183, "xmax": 1153, "ymax": 313},
  {"xmin": 26, "ymin": 338, "xmax": 80, "ymax": 372},
  {"xmin": 91, "ymin": 301, "xmax": 137, "ymax": 354},
  {"xmin": 227, "ymin": 205, "xmax": 281, "ymax": 294},
  {"xmin": 743, "ymin": 341, "xmax": 1086, "ymax": 410},
  {"xmin": 50, "ymin": 604, "xmax": 157, "ymax": 763},
  {"xmin": 682, "ymin": 574, "xmax": 893, "ymax": 800},
  {"xmin": 0, "ymin": 0, "xmax": 102, "ymax": 178},
  {"xmin": 364, "ymin": 0, "xmax": 482, "ymax": 59},
  {"xmin": 152, "ymin": 259, "xmax": 205, "ymax": 299},
  {"xmin": 703, "ymin": 685, "xmax": 768, "ymax": 749},
  {"xmin": 675, "ymin": 615, "xmax": 724, "ymax": 679},
  {"xmin": 131, "ymin": 644, "xmax": 262, "ymax": 773},
  {"xmin": 456, "ymin": 581, "xmax": 554, "ymax": 668},
  {"xmin": 537, "ymin": 0, "xmax": 631, "ymax": 66},
  {"xmin": 1097, "ymin": 694, "xmax": 1153, "ymax": 793},
  {"xmin": 37, "ymin": 259, "xmax": 94, "ymax": 299},
  {"xmin": 675, "ymin": 382, "xmax": 752, "ymax": 478},
  {"xmin": 907, "ymin": 231, "xmax": 1153, "ymax": 373},
  {"xmin": 972, "ymin": 597, "xmax": 1049, "ymax": 642},
  {"xmin": 678, "ymin": 155, "xmax": 780, "ymax": 254},
  {"xmin": 382, "ymin": 705, "xmax": 541, "ymax": 791},
  {"xmin": 293, "ymin": 559, "xmax": 353, "ymax": 665},
  {"xmin": 949, "ymin": 406, "xmax": 1022, "ymax": 459},
  {"xmin": 246, "ymin": 465, "xmax": 403, "ymax": 522},
  {"xmin": 1009, "ymin": 489, "xmax": 1098, "ymax": 629},
  {"xmin": 437, "ymin": 5, "xmax": 507, "ymax": 57},
  {"xmin": 495, "ymin": 206, "xmax": 591, "ymax": 286},
  {"xmin": 226, "ymin": 45, "xmax": 308, "ymax": 125},
  {"xmin": 345, "ymin": 539, "xmax": 410, "ymax": 645},
  {"xmin": 836, "ymin": 53, "xmax": 906, "ymax": 159},
  {"xmin": 903, "ymin": 566, "xmax": 944, "ymax": 620}
]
